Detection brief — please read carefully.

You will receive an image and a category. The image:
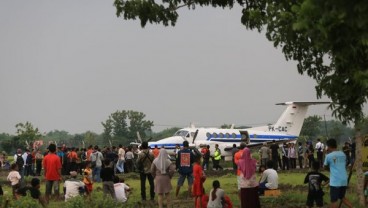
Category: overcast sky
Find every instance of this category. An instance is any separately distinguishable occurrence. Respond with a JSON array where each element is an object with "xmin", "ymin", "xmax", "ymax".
[{"xmin": 0, "ymin": 1, "xmax": 347, "ymax": 135}]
